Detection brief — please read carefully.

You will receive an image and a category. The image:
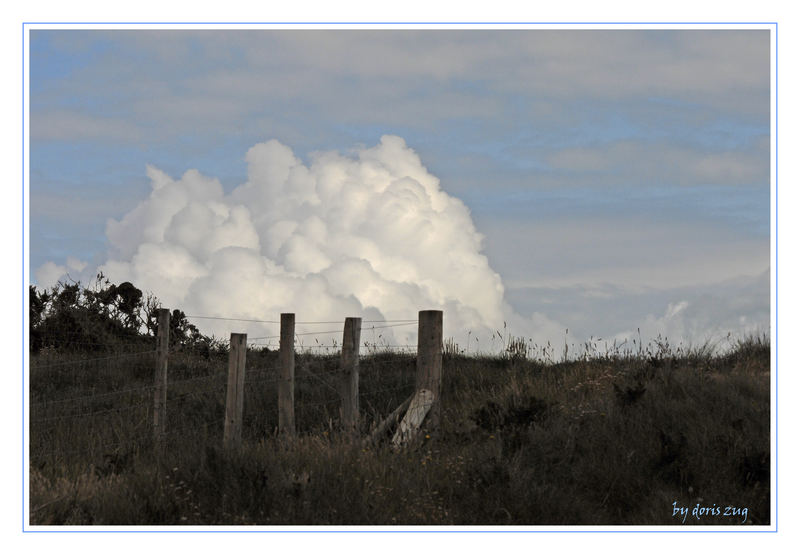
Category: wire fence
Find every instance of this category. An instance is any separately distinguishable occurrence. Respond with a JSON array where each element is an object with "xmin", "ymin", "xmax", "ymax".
[{"xmin": 29, "ymin": 315, "xmax": 423, "ymax": 464}]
